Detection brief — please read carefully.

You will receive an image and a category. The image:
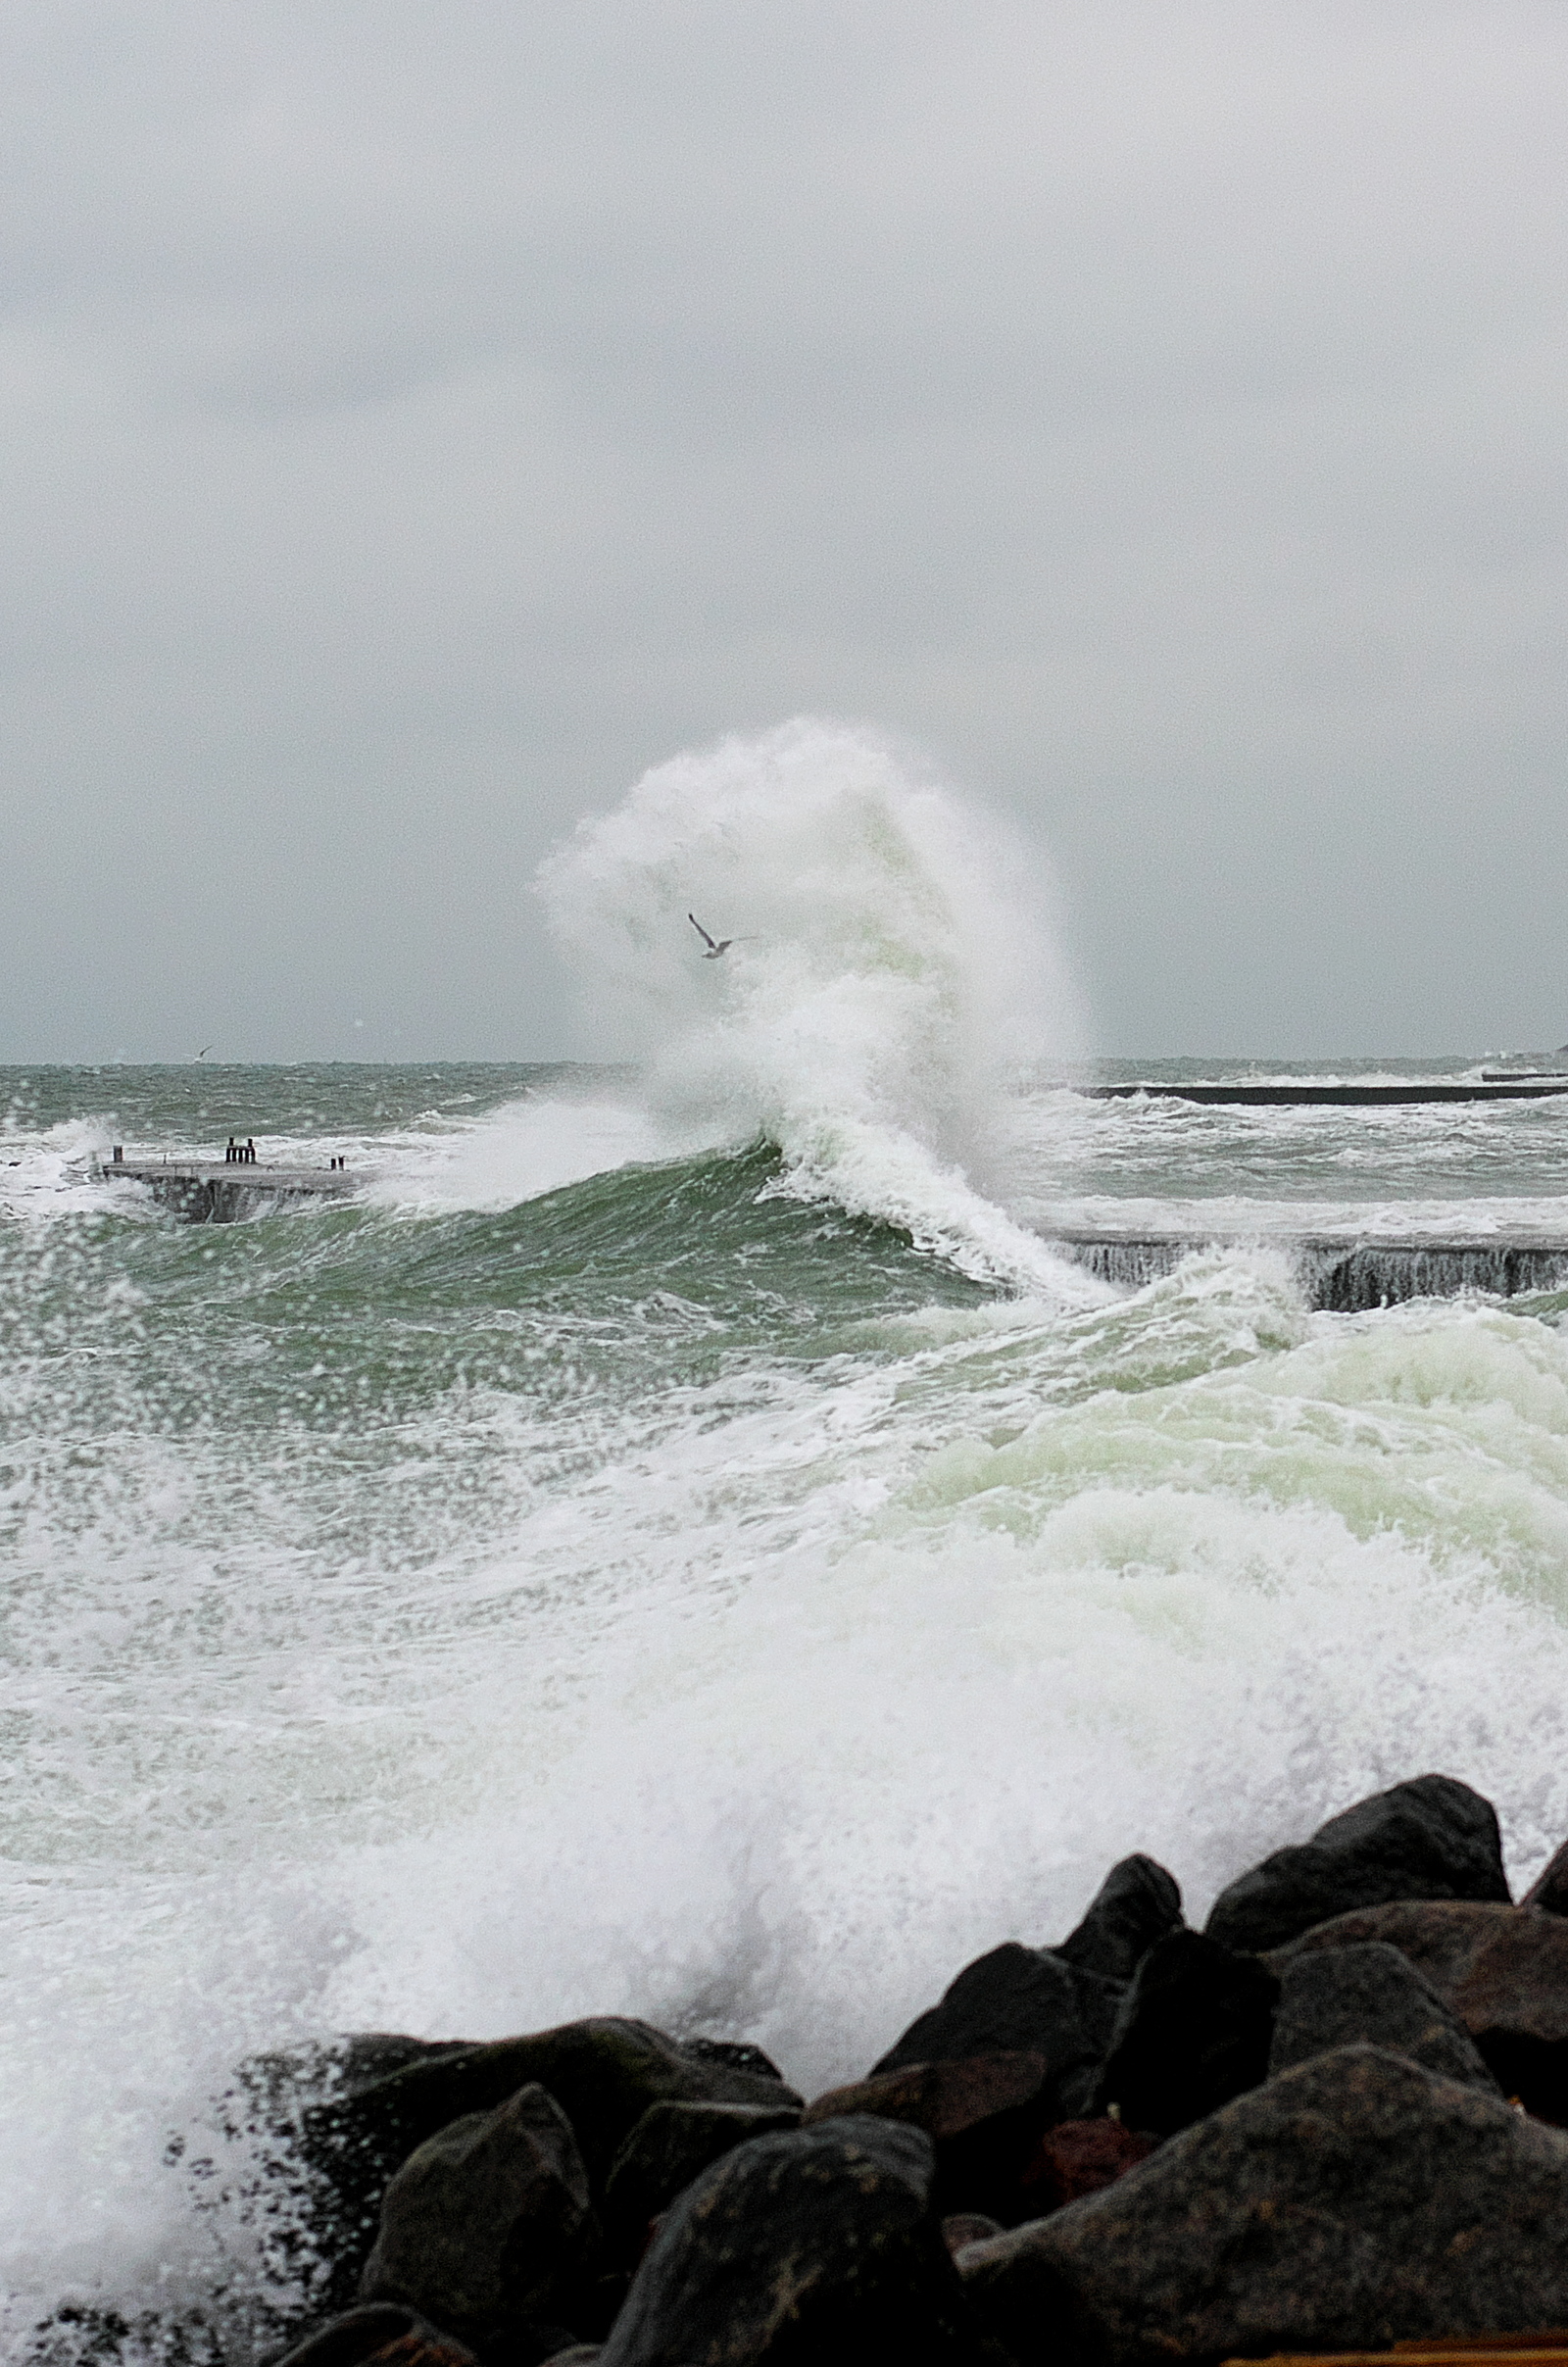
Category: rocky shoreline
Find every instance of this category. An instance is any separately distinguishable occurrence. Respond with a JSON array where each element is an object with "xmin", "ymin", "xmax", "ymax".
[{"xmin": 230, "ymin": 1775, "xmax": 1568, "ymax": 2366}]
